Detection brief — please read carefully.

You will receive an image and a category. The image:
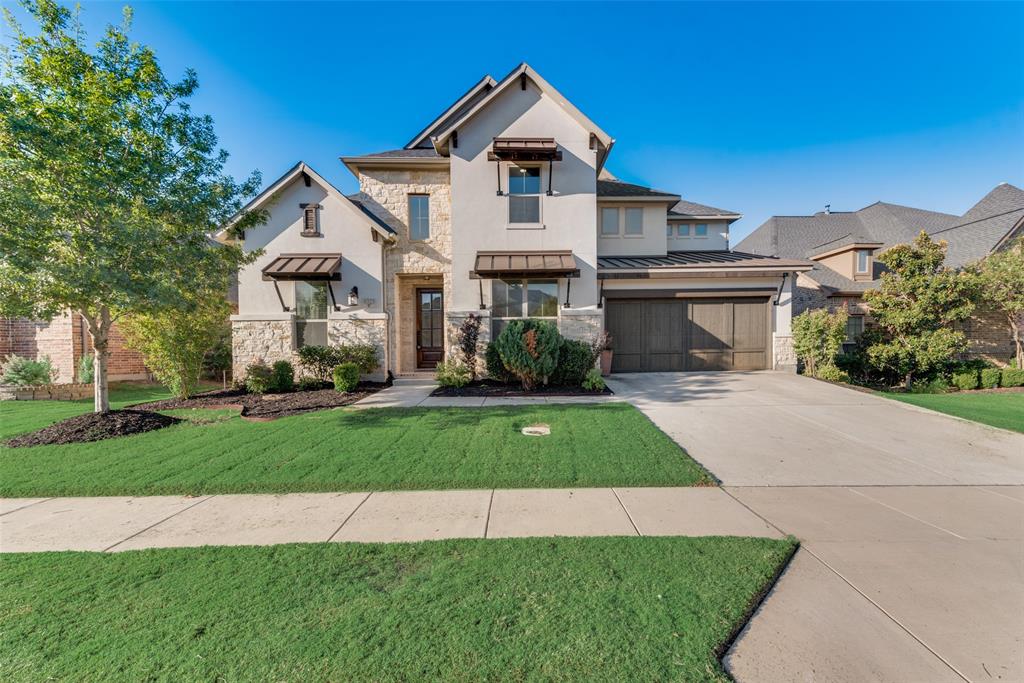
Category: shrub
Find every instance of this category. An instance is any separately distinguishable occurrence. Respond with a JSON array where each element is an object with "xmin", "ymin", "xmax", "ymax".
[
  {"xmin": 244, "ymin": 362, "xmax": 273, "ymax": 394},
  {"xmin": 910, "ymin": 376, "xmax": 950, "ymax": 394},
  {"xmin": 270, "ymin": 360, "xmax": 295, "ymax": 392},
  {"xmin": 435, "ymin": 360, "xmax": 472, "ymax": 388},
  {"xmin": 1002, "ymin": 367, "xmax": 1024, "ymax": 388},
  {"xmin": 456, "ymin": 314, "xmax": 482, "ymax": 380},
  {"xmin": 980, "ymin": 368, "xmax": 1001, "ymax": 390},
  {"xmin": 297, "ymin": 376, "xmax": 324, "ymax": 391},
  {"xmin": 951, "ymin": 369, "xmax": 979, "ymax": 391},
  {"xmin": 551, "ymin": 339, "xmax": 596, "ymax": 386},
  {"xmin": 0, "ymin": 355, "xmax": 57, "ymax": 386},
  {"xmin": 335, "ymin": 344, "xmax": 380, "ymax": 375},
  {"xmin": 582, "ymin": 368, "xmax": 605, "ymax": 392},
  {"xmin": 485, "ymin": 343, "xmax": 511, "ymax": 383},
  {"xmin": 816, "ymin": 364, "xmax": 850, "ymax": 383},
  {"xmin": 493, "ymin": 319, "xmax": 562, "ymax": 390},
  {"xmin": 77, "ymin": 354, "xmax": 94, "ymax": 384},
  {"xmin": 298, "ymin": 344, "xmax": 379, "ymax": 382},
  {"xmin": 333, "ymin": 362, "xmax": 360, "ymax": 393},
  {"xmin": 792, "ymin": 308, "xmax": 848, "ymax": 378}
]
